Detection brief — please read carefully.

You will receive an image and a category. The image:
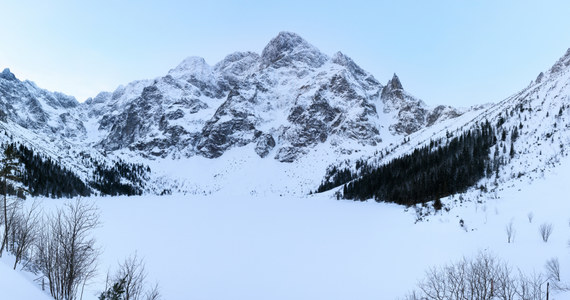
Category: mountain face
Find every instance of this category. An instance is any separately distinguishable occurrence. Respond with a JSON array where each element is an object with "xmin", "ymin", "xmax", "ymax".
[
  {"xmin": 0, "ymin": 31, "xmax": 475, "ymax": 196},
  {"xmin": 80, "ymin": 32, "xmax": 463, "ymax": 162},
  {"xmin": 3, "ymin": 32, "xmax": 570, "ymax": 199},
  {"xmin": 0, "ymin": 68, "xmax": 85, "ymax": 139},
  {"xmin": 320, "ymin": 46, "xmax": 570, "ymax": 203}
]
